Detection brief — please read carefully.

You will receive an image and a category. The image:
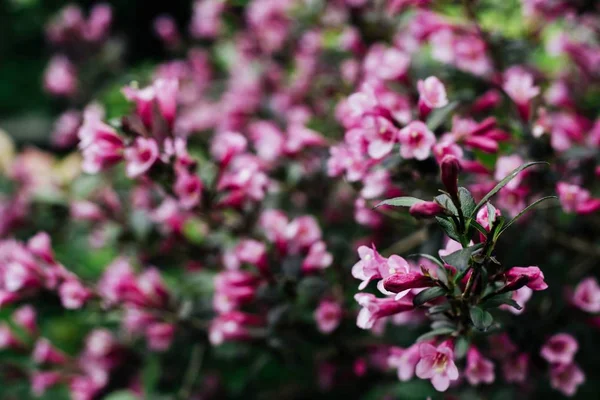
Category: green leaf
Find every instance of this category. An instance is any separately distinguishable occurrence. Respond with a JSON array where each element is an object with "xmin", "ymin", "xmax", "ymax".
[
  {"xmin": 374, "ymin": 196, "xmax": 425, "ymax": 209},
  {"xmin": 500, "ymin": 196, "xmax": 558, "ymax": 234},
  {"xmin": 467, "ymin": 218, "xmax": 488, "ymax": 237},
  {"xmin": 104, "ymin": 391, "xmax": 138, "ymax": 400},
  {"xmin": 143, "ymin": 355, "xmax": 160, "ymax": 397},
  {"xmin": 427, "ymin": 101, "xmax": 459, "ymax": 130},
  {"xmin": 469, "ymin": 306, "xmax": 494, "ymax": 331},
  {"xmin": 459, "ymin": 187, "xmax": 476, "ymax": 217},
  {"xmin": 481, "ymin": 292, "xmax": 523, "ymax": 310},
  {"xmin": 407, "ymin": 253, "xmax": 444, "ymax": 268},
  {"xmin": 434, "ymin": 193, "xmax": 458, "ymax": 215},
  {"xmin": 473, "ymin": 161, "xmax": 549, "ymax": 214},
  {"xmin": 413, "ymin": 286, "xmax": 447, "ymax": 307},
  {"xmin": 435, "ymin": 216, "xmax": 461, "ymax": 242},
  {"xmin": 416, "ymin": 327, "xmax": 455, "ymax": 342},
  {"xmin": 441, "ymin": 243, "xmax": 484, "ymax": 272},
  {"xmin": 427, "ymin": 303, "xmax": 451, "ymax": 315},
  {"xmin": 454, "ymin": 336, "xmax": 470, "ymax": 360}
]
